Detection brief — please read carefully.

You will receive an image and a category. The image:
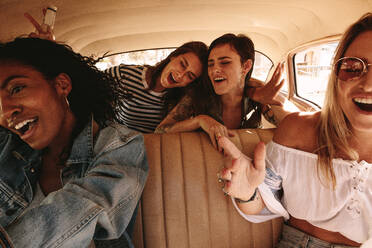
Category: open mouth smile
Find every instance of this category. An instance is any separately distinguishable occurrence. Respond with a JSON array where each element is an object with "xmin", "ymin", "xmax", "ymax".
[
  {"xmin": 213, "ymin": 77, "xmax": 226, "ymax": 83},
  {"xmin": 12, "ymin": 117, "xmax": 39, "ymax": 136},
  {"xmin": 168, "ymin": 73, "xmax": 178, "ymax": 84},
  {"xmin": 353, "ymin": 97, "xmax": 372, "ymax": 112}
]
